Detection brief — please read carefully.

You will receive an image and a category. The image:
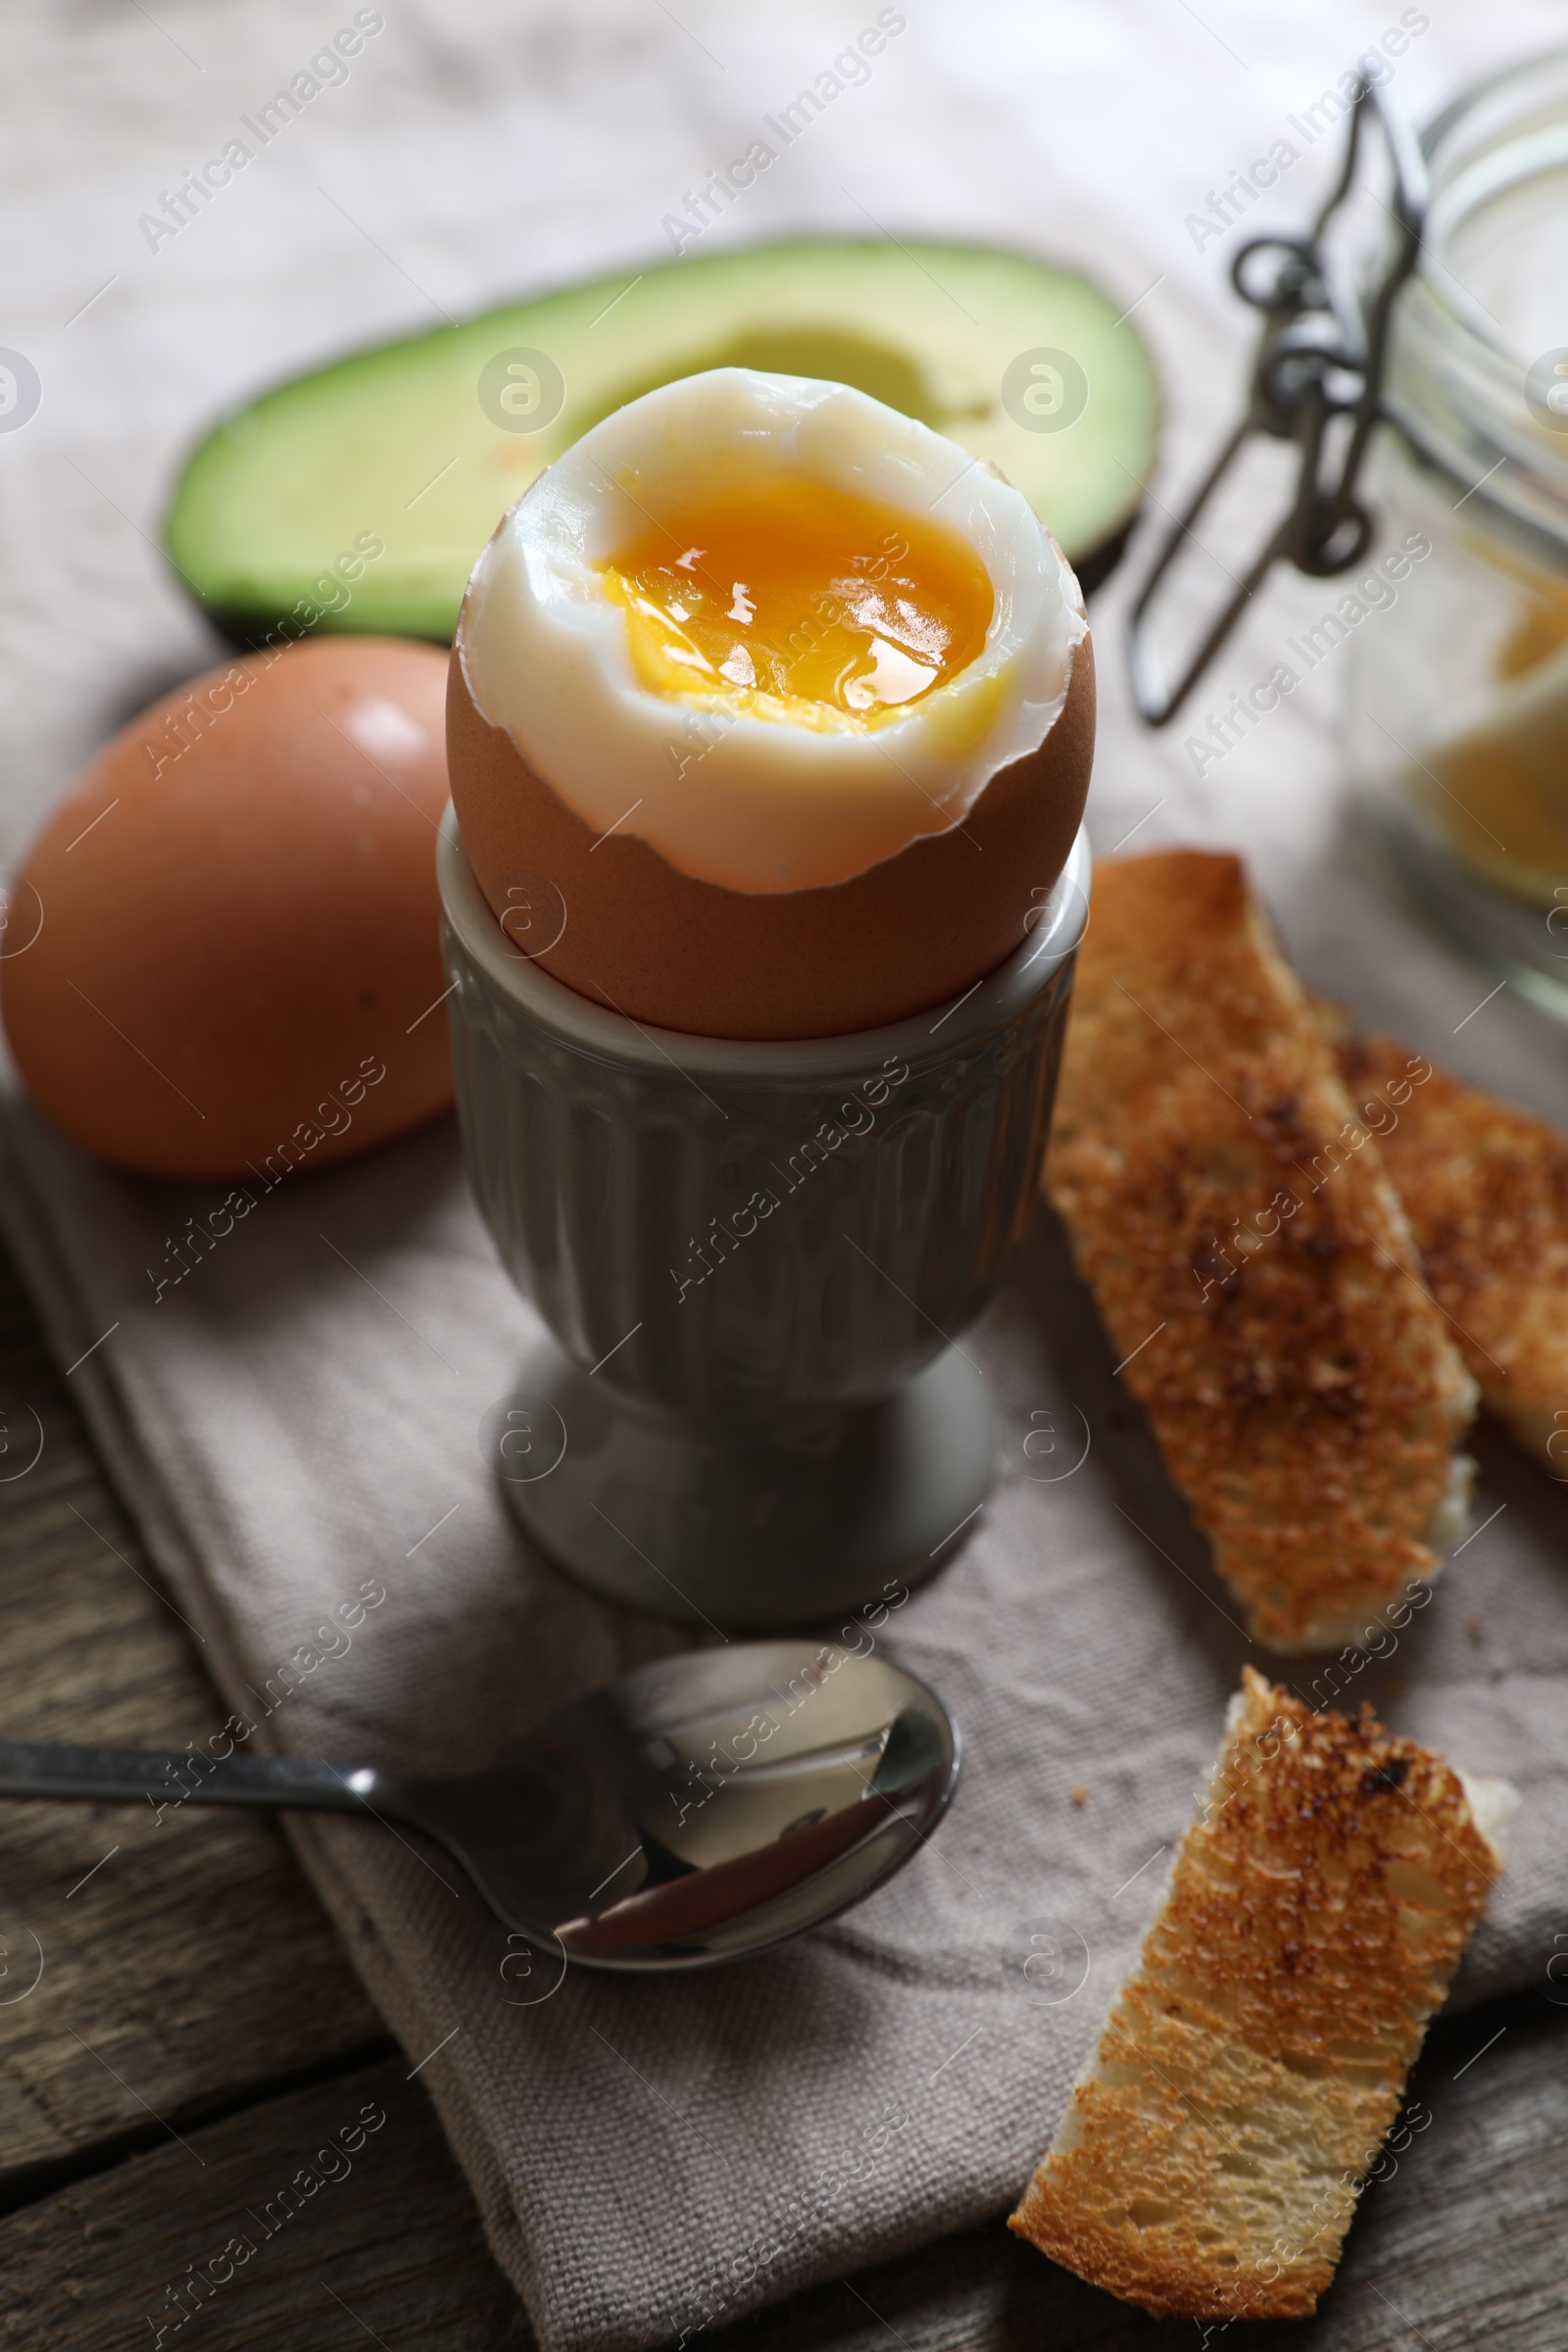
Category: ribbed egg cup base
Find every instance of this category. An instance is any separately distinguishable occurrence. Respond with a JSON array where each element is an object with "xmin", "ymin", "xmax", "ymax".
[
  {"xmin": 498, "ymin": 1328, "xmax": 992, "ymax": 1631},
  {"xmin": 439, "ymin": 807, "xmax": 1088, "ymax": 1635}
]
